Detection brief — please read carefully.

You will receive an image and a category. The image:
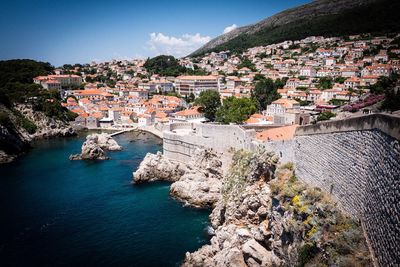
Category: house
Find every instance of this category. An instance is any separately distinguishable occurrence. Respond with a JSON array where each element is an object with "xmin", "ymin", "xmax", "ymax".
[
  {"xmin": 285, "ymin": 78, "xmax": 299, "ymax": 89},
  {"xmin": 175, "ymin": 75, "xmax": 220, "ymax": 97},
  {"xmin": 321, "ymin": 89, "xmax": 341, "ymax": 102},
  {"xmin": 264, "ymin": 98, "xmax": 301, "ymax": 124},
  {"xmin": 138, "ymin": 109, "xmax": 155, "ymax": 127},
  {"xmin": 344, "ymin": 77, "xmax": 361, "ymax": 88},
  {"xmin": 99, "ymin": 118, "xmax": 113, "ymax": 128},
  {"xmin": 226, "ymin": 76, "xmax": 242, "ymax": 91},
  {"xmin": 265, "ymin": 99, "xmax": 300, "ymax": 116},
  {"xmin": 341, "ymin": 68, "xmax": 359, "ymax": 78},
  {"xmin": 34, "ymin": 74, "xmax": 82, "ymax": 88},
  {"xmin": 172, "ymin": 107, "xmax": 205, "ymax": 123},
  {"xmin": 86, "ymin": 116, "xmax": 100, "ymax": 128},
  {"xmin": 41, "ymin": 79, "xmax": 61, "ymax": 90},
  {"xmin": 362, "ymin": 64, "xmax": 392, "ymax": 77},
  {"xmin": 360, "ymin": 76, "xmax": 379, "ymax": 86},
  {"xmin": 324, "ymin": 57, "xmax": 336, "ymax": 66},
  {"xmin": 299, "ymin": 67, "xmax": 316, "ymax": 77},
  {"xmin": 245, "ymin": 114, "xmax": 273, "ymax": 125}
]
